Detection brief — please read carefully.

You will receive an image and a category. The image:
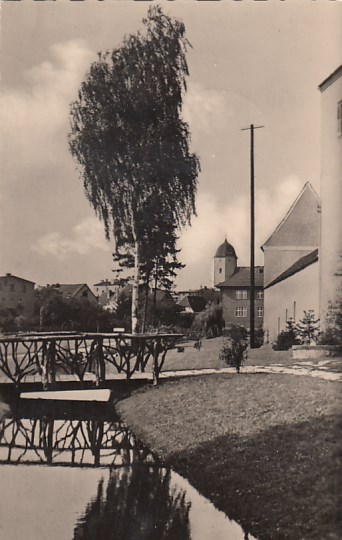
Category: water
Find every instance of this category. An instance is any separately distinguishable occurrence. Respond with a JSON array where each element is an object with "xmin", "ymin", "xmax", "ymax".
[{"xmin": 0, "ymin": 394, "xmax": 256, "ymax": 539}]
